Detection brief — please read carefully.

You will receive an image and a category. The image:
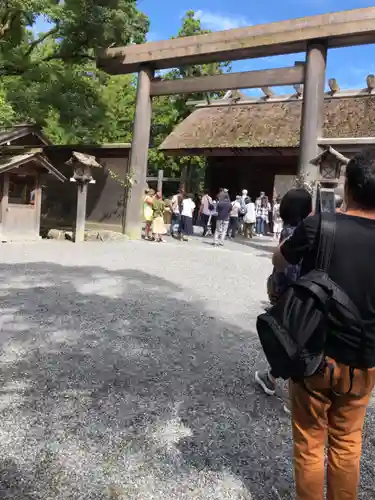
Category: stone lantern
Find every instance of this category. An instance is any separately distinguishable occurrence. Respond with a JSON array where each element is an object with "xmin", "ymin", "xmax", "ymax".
[
  {"xmin": 66, "ymin": 151, "xmax": 101, "ymax": 243},
  {"xmin": 68, "ymin": 151, "xmax": 100, "ymax": 183},
  {"xmin": 310, "ymin": 146, "xmax": 349, "ymax": 213}
]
